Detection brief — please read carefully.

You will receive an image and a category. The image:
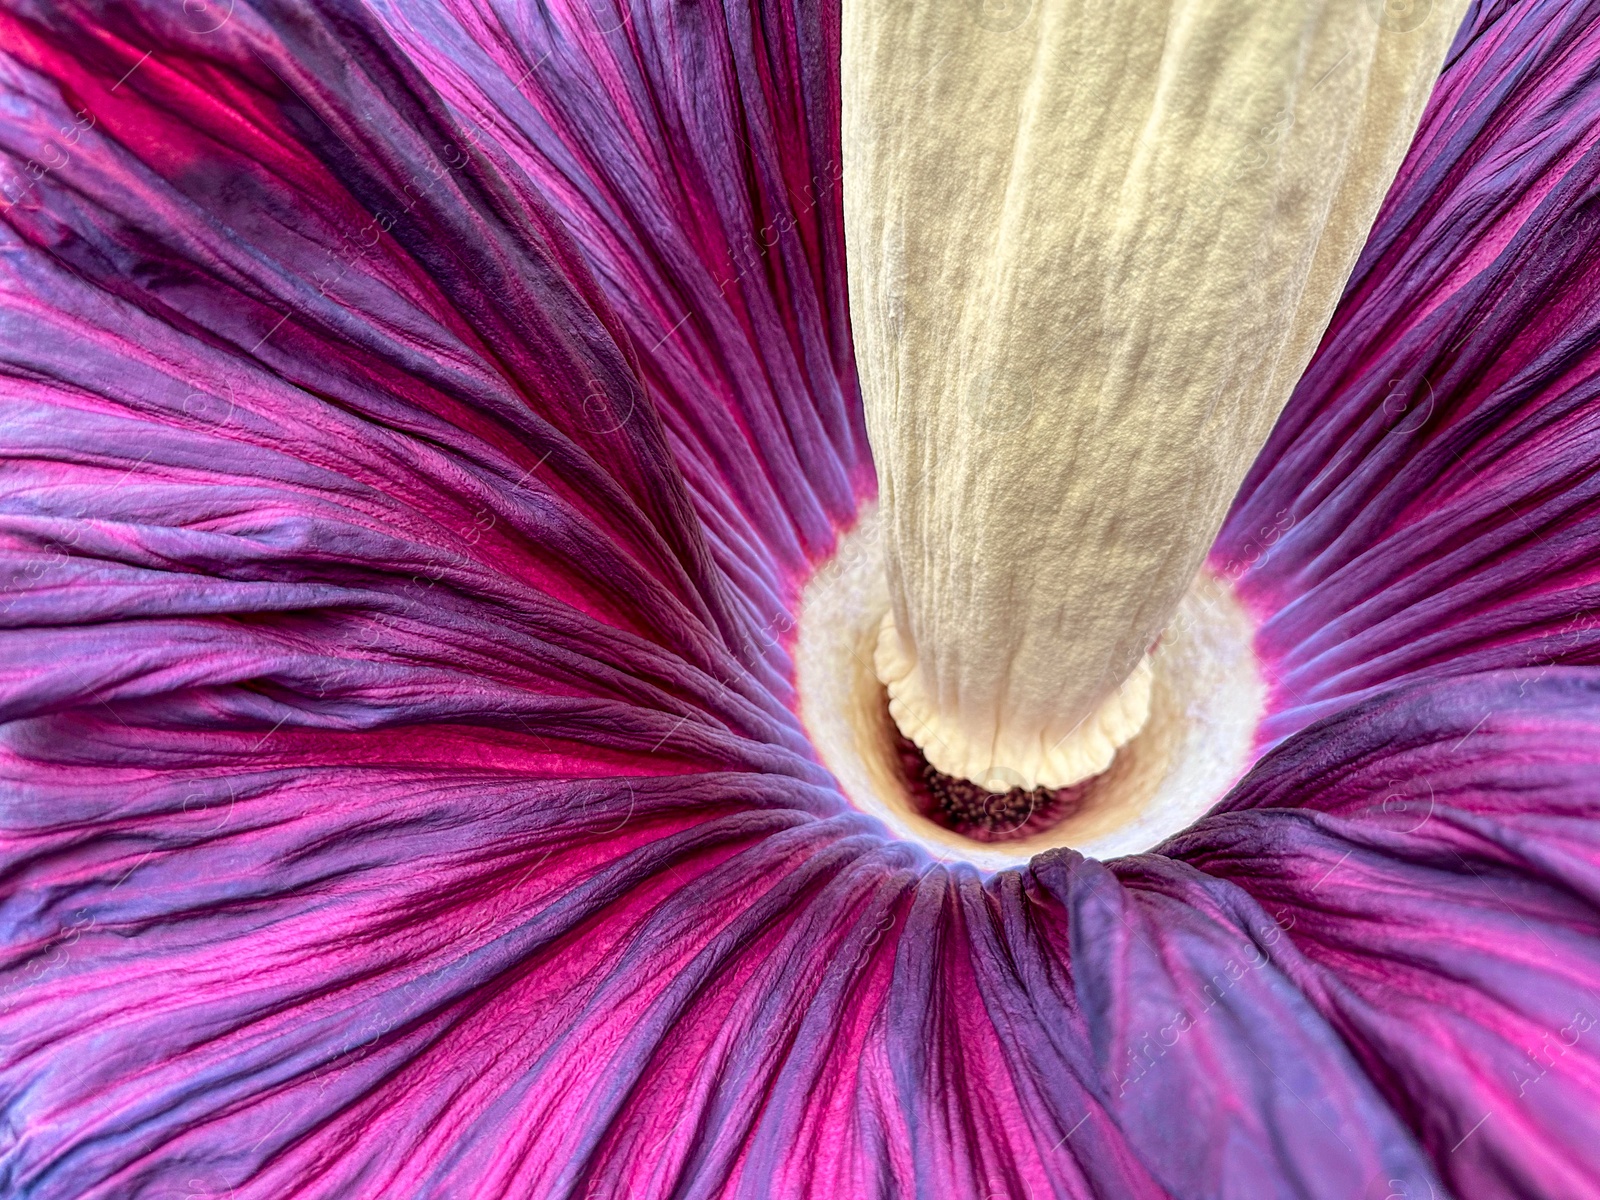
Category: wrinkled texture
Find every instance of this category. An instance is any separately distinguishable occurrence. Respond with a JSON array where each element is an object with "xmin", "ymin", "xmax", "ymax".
[
  {"xmin": 1218, "ymin": 0, "xmax": 1600, "ymax": 745},
  {"xmin": 844, "ymin": 0, "xmax": 1465, "ymax": 791},
  {"xmin": 1, "ymin": 0, "xmax": 1600, "ymax": 1198}
]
